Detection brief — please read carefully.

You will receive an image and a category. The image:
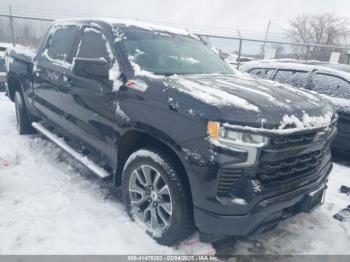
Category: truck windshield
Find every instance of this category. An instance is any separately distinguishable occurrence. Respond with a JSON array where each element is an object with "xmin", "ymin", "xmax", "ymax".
[
  {"xmin": 120, "ymin": 28, "xmax": 234, "ymax": 76},
  {"xmin": 0, "ymin": 58, "xmax": 5, "ymax": 72}
]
